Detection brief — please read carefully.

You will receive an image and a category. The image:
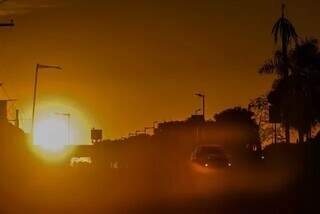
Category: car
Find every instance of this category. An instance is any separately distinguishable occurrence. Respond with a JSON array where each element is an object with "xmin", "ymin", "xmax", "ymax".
[{"xmin": 191, "ymin": 145, "xmax": 232, "ymax": 169}]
